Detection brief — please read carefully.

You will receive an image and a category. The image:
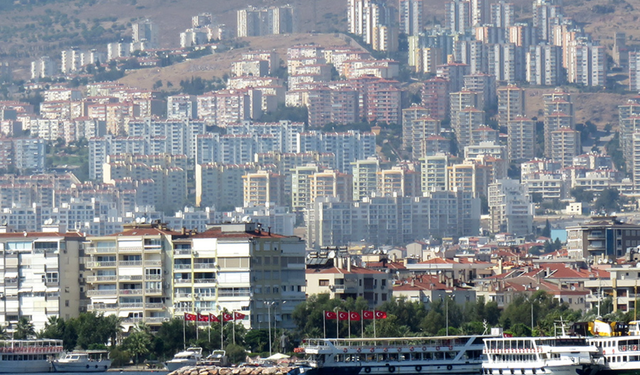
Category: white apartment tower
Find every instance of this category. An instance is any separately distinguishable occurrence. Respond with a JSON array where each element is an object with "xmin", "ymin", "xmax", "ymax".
[
  {"xmin": 132, "ymin": 19, "xmax": 159, "ymax": 48},
  {"xmin": 488, "ymin": 179, "xmax": 534, "ymax": 236},
  {"xmin": 445, "ymin": 0, "xmax": 471, "ymax": 34}
]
